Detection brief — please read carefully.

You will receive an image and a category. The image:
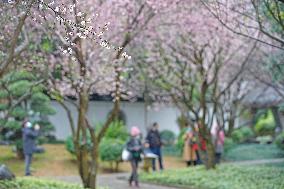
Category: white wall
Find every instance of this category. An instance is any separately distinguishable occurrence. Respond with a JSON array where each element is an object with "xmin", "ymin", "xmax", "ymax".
[{"xmin": 48, "ymin": 101, "xmax": 181, "ymax": 140}]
